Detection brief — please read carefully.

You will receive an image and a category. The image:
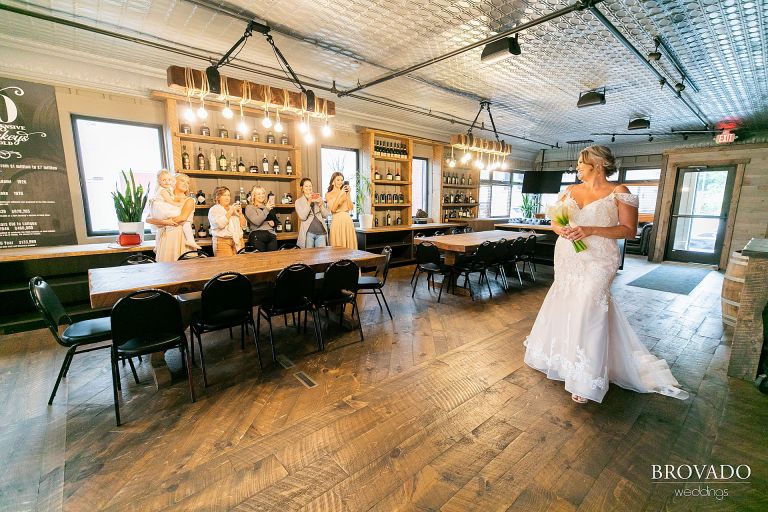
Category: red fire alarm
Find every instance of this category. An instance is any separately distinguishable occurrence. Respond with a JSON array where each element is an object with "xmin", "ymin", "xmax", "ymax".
[{"xmin": 715, "ymin": 130, "xmax": 737, "ymax": 144}]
